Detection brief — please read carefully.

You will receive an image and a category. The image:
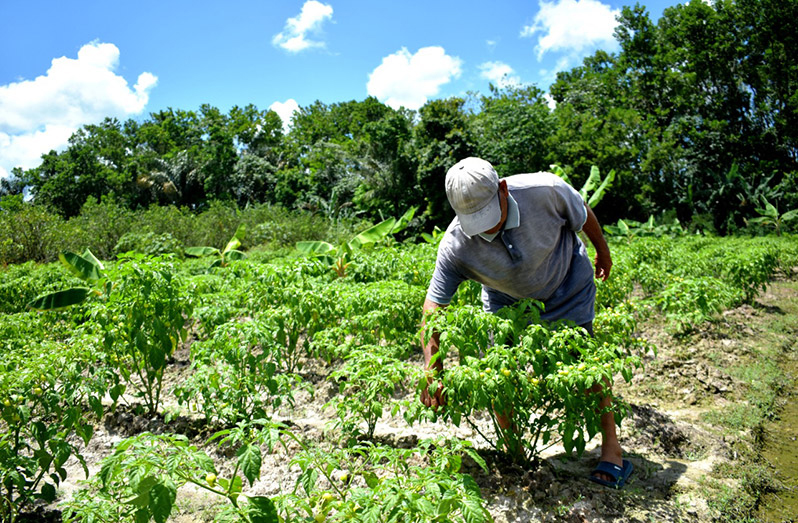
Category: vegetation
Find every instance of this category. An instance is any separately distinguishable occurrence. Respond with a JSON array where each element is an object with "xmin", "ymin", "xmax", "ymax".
[
  {"xmin": 2, "ymin": 0, "xmax": 796, "ymax": 240},
  {"xmin": 1, "ymin": 0, "xmax": 797, "ymax": 520},
  {"xmin": 1, "ymin": 211, "xmax": 796, "ymax": 520}
]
